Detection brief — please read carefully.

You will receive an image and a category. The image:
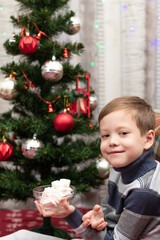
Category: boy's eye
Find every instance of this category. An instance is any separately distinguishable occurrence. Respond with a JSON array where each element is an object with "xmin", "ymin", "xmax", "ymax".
[
  {"xmin": 103, "ymin": 134, "xmax": 110, "ymax": 138},
  {"xmin": 120, "ymin": 131, "xmax": 128, "ymax": 135}
]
